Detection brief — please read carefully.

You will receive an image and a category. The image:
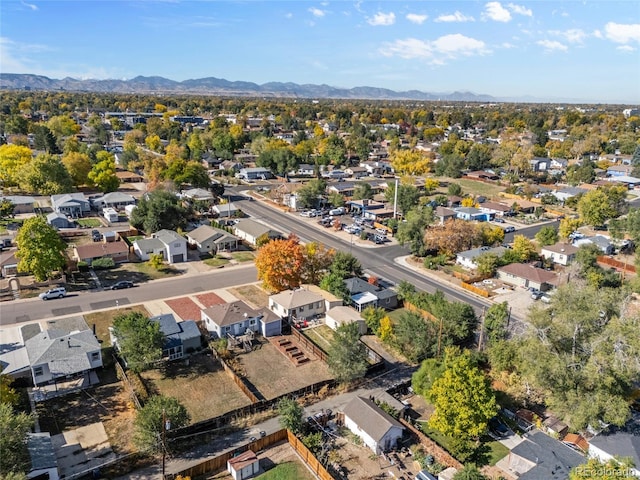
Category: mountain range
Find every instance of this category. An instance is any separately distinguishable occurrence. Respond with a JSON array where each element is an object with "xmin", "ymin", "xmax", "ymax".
[{"xmin": 0, "ymin": 73, "xmax": 500, "ymax": 102}]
